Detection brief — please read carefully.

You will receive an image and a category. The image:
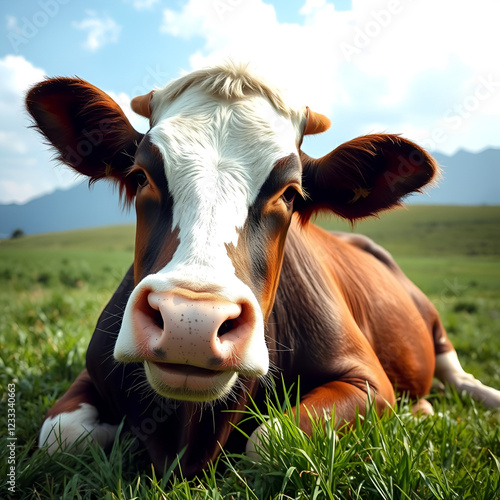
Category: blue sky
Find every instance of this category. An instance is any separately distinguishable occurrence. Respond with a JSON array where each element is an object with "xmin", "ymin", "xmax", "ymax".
[{"xmin": 1, "ymin": 0, "xmax": 499, "ymax": 204}]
